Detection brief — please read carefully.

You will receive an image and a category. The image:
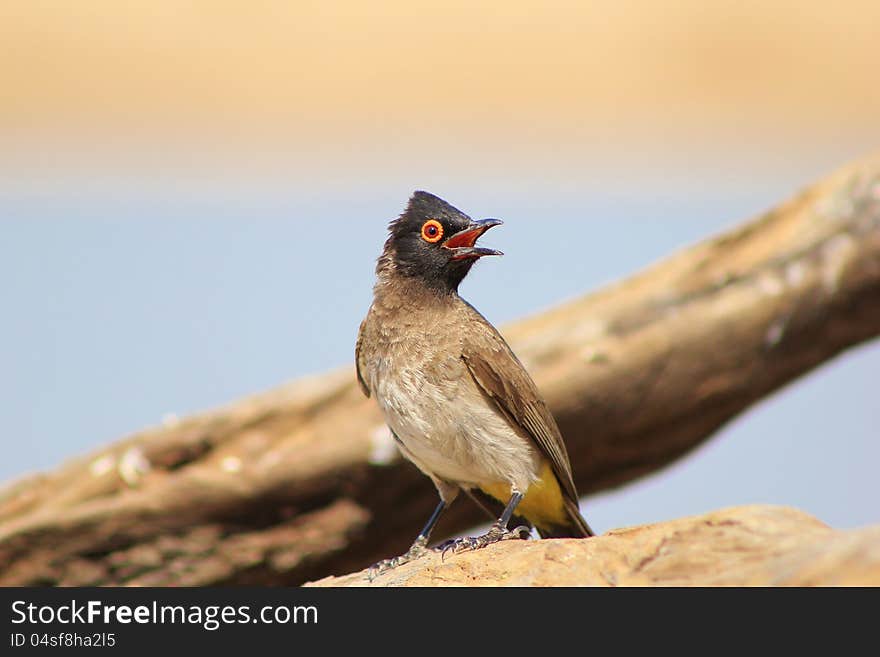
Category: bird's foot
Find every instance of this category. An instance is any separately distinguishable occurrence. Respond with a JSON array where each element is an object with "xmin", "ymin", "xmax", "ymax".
[
  {"xmin": 438, "ymin": 524, "xmax": 531, "ymax": 560},
  {"xmin": 367, "ymin": 537, "xmax": 430, "ymax": 581}
]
